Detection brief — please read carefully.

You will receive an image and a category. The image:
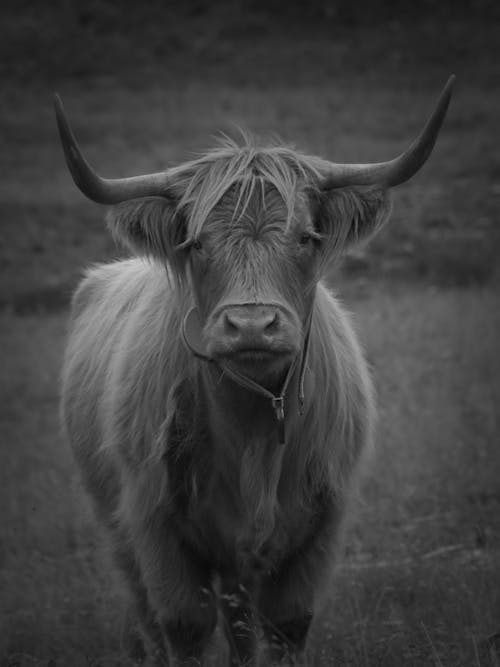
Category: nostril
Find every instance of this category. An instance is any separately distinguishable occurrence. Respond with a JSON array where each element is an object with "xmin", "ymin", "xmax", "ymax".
[
  {"xmin": 224, "ymin": 312, "xmax": 240, "ymax": 335},
  {"xmin": 263, "ymin": 311, "xmax": 279, "ymax": 333}
]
